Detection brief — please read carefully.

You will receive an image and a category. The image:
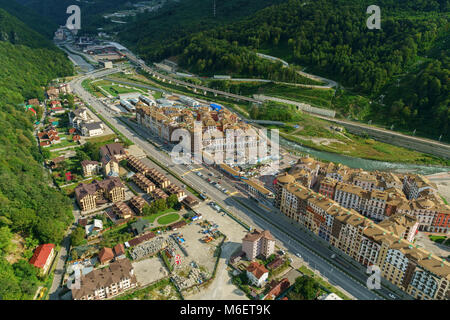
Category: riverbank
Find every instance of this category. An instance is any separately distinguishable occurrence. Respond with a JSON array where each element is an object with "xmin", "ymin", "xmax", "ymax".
[{"xmin": 264, "ymin": 112, "xmax": 450, "ymax": 167}]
